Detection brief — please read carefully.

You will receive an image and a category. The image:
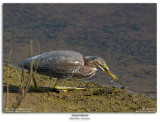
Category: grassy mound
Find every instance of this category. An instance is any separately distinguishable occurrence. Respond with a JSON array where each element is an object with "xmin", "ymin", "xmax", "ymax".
[{"xmin": 3, "ymin": 64, "xmax": 156, "ymax": 112}]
